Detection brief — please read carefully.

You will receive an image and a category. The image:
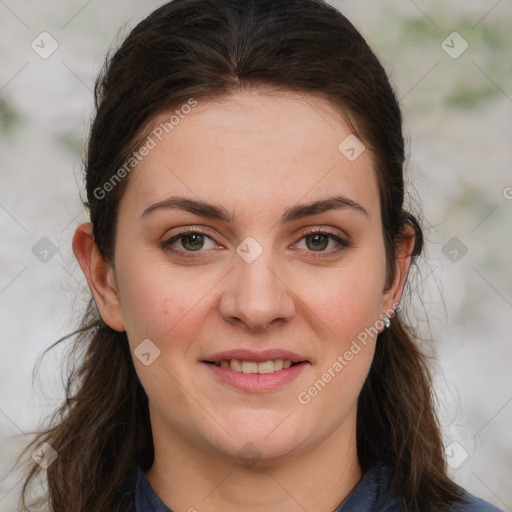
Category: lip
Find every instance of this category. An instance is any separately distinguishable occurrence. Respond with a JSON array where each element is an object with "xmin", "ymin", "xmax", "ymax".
[
  {"xmin": 203, "ymin": 360, "xmax": 309, "ymax": 392},
  {"xmin": 204, "ymin": 348, "xmax": 308, "ymax": 364}
]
